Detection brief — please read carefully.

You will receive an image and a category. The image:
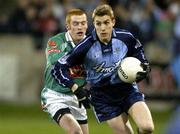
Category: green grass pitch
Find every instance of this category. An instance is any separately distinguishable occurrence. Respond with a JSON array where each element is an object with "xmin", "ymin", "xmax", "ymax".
[{"xmin": 0, "ymin": 103, "xmax": 173, "ymax": 134}]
